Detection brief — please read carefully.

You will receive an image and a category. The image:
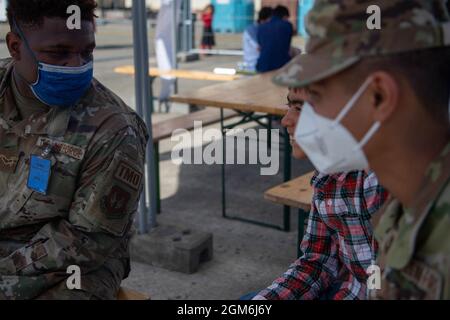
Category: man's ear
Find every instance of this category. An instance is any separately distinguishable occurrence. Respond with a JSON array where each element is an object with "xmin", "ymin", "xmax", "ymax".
[
  {"xmin": 370, "ymin": 71, "xmax": 400, "ymax": 123},
  {"xmin": 6, "ymin": 32, "xmax": 22, "ymax": 61}
]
